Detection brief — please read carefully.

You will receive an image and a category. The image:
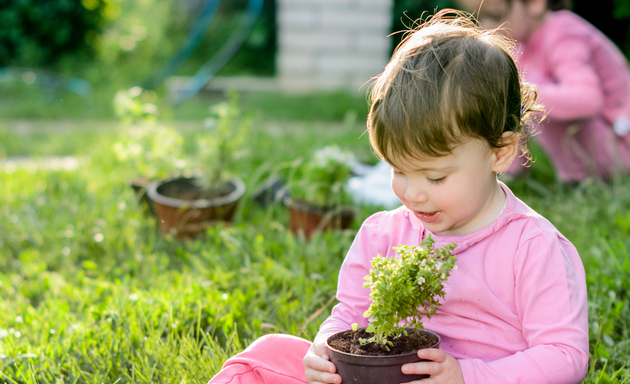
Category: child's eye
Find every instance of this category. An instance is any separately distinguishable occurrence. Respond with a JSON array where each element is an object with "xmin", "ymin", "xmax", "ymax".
[
  {"xmin": 428, "ymin": 176, "xmax": 446, "ymax": 184},
  {"xmin": 392, "ymin": 169, "xmax": 404, "ymax": 176}
]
